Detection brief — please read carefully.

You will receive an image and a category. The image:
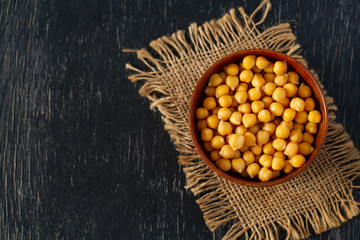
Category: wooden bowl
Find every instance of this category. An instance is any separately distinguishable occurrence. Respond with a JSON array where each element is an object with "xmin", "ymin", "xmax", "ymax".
[{"xmin": 188, "ymin": 49, "xmax": 329, "ymax": 187}]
